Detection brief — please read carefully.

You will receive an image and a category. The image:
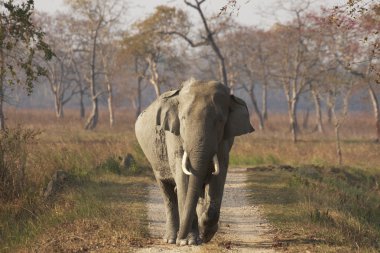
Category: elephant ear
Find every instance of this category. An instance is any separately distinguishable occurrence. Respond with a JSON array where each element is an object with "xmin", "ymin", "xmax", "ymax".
[
  {"xmin": 224, "ymin": 95, "xmax": 255, "ymax": 139},
  {"xmin": 156, "ymin": 89, "xmax": 180, "ymax": 135}
]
